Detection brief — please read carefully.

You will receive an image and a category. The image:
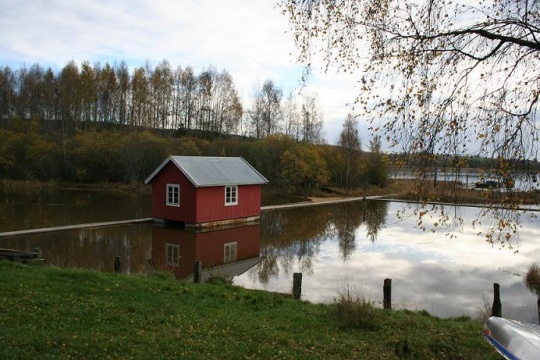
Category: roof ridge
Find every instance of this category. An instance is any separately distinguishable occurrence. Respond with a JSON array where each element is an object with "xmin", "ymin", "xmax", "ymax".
[{"xmin": 145, "ymin": 156, "xmax": 268, "ymax": 187}]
